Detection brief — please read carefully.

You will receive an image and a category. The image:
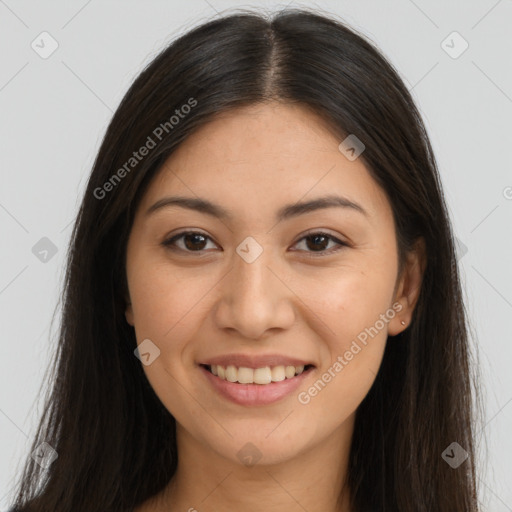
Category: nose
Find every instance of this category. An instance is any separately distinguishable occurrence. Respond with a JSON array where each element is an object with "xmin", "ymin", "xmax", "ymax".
[{"xmin": 213, "ymin": 246, "xmax": 296, "ymax": 340}]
